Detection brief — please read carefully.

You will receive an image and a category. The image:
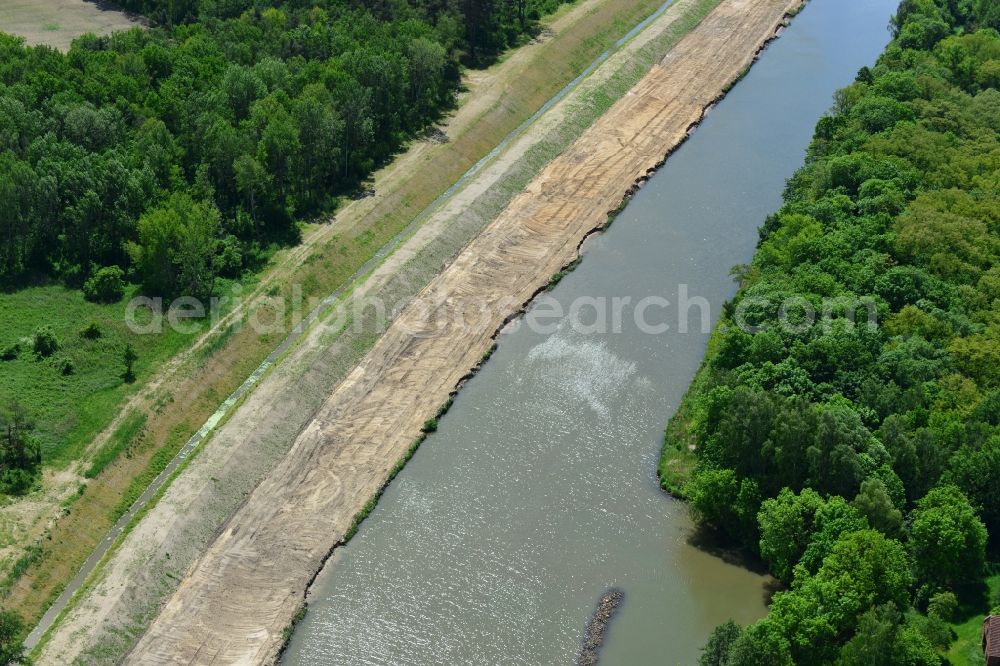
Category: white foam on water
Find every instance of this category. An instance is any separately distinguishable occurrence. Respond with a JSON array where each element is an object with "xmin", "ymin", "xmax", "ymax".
[{"xmin": 524, "ymin": 327, "xmax": 638, "ymax": 420}]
